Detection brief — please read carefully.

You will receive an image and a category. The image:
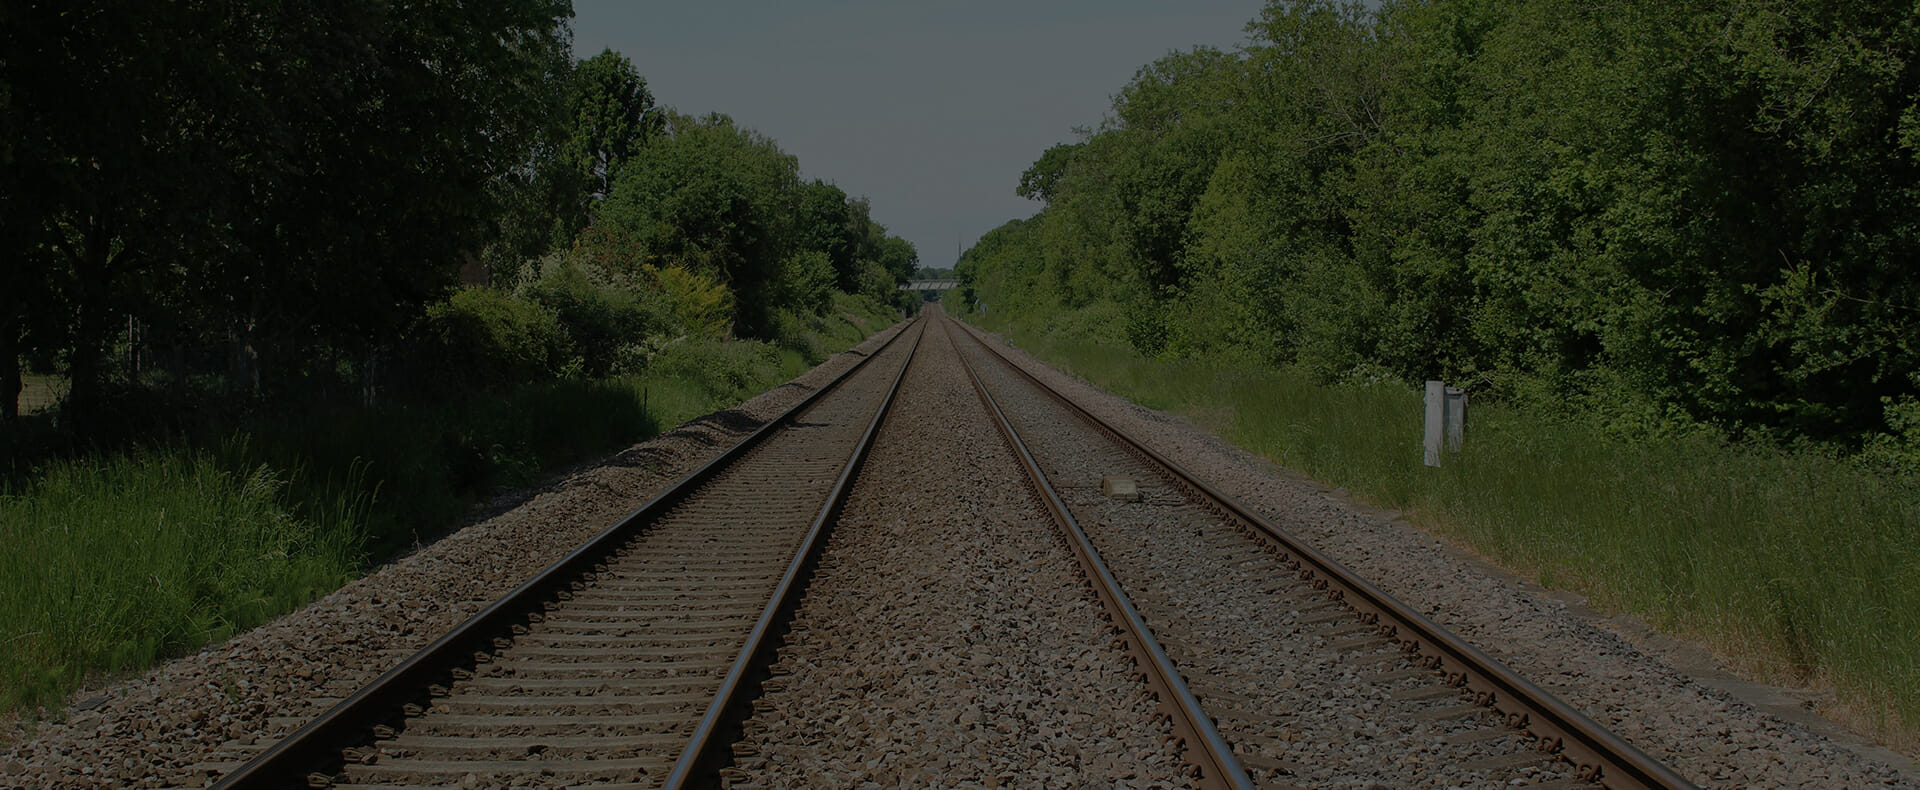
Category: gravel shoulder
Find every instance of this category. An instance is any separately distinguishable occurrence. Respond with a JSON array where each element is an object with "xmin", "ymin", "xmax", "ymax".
[
  {"xmin": 0, "ymin": 320, "xmax": 911, "ymax": 790},
  {"xmin": 960, "ymin": 321, "xmax": 1919, "ymax": 788}
]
